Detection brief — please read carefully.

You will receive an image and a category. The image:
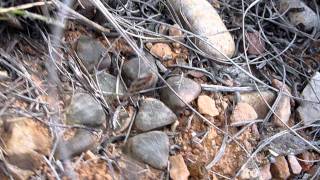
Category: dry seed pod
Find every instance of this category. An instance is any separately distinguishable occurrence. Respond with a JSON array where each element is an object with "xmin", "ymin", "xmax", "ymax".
[{"xmin": 167, "ymin": 0, "xmax": 235, "ymax": 60}]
